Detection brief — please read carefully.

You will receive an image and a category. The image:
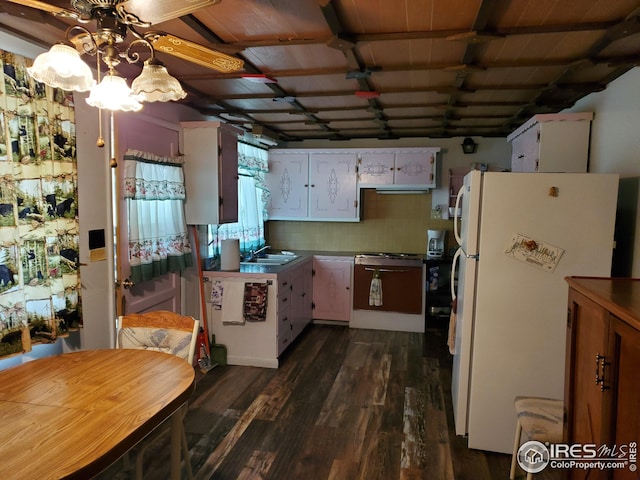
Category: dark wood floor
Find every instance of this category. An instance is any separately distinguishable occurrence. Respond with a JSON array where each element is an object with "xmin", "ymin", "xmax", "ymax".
[{"xmin": 99, "ymin": 324, "xmax": 562, "ymax": 479}]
